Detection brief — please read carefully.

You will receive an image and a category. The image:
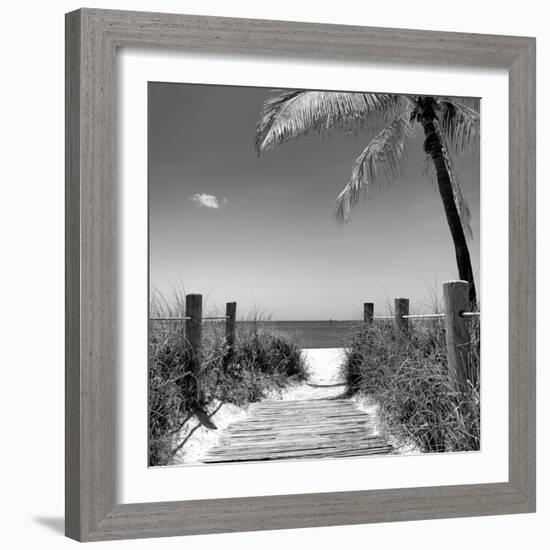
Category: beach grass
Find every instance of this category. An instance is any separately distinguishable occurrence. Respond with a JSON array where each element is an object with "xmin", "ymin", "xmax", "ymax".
[
  {"xmin": 341, "ymin": 317, "xmax": 480, "ymax": 453},
  {"xmin": 149, "ymin": 293, "xmax": 308, "ymax": 466}
]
